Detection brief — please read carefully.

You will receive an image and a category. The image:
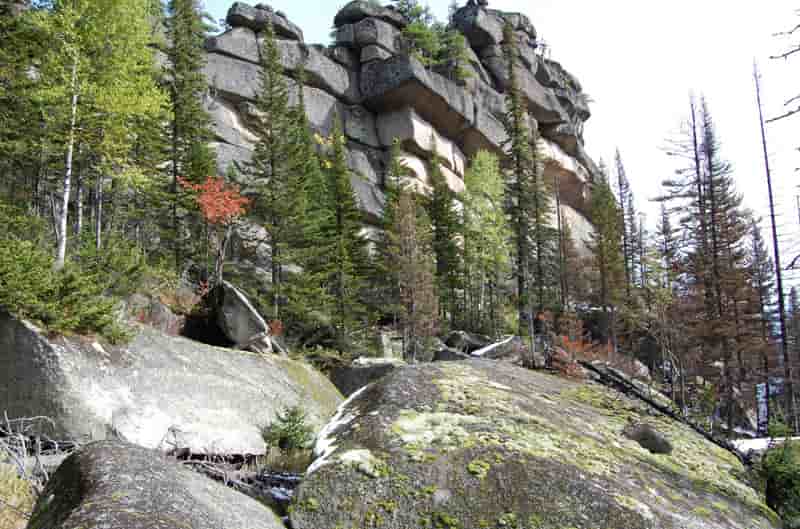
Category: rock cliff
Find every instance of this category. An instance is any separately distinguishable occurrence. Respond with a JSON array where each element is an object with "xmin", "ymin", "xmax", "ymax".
[{"xmin": 203, "ymin": 0, "xmax": 598, "ymax": 257}]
